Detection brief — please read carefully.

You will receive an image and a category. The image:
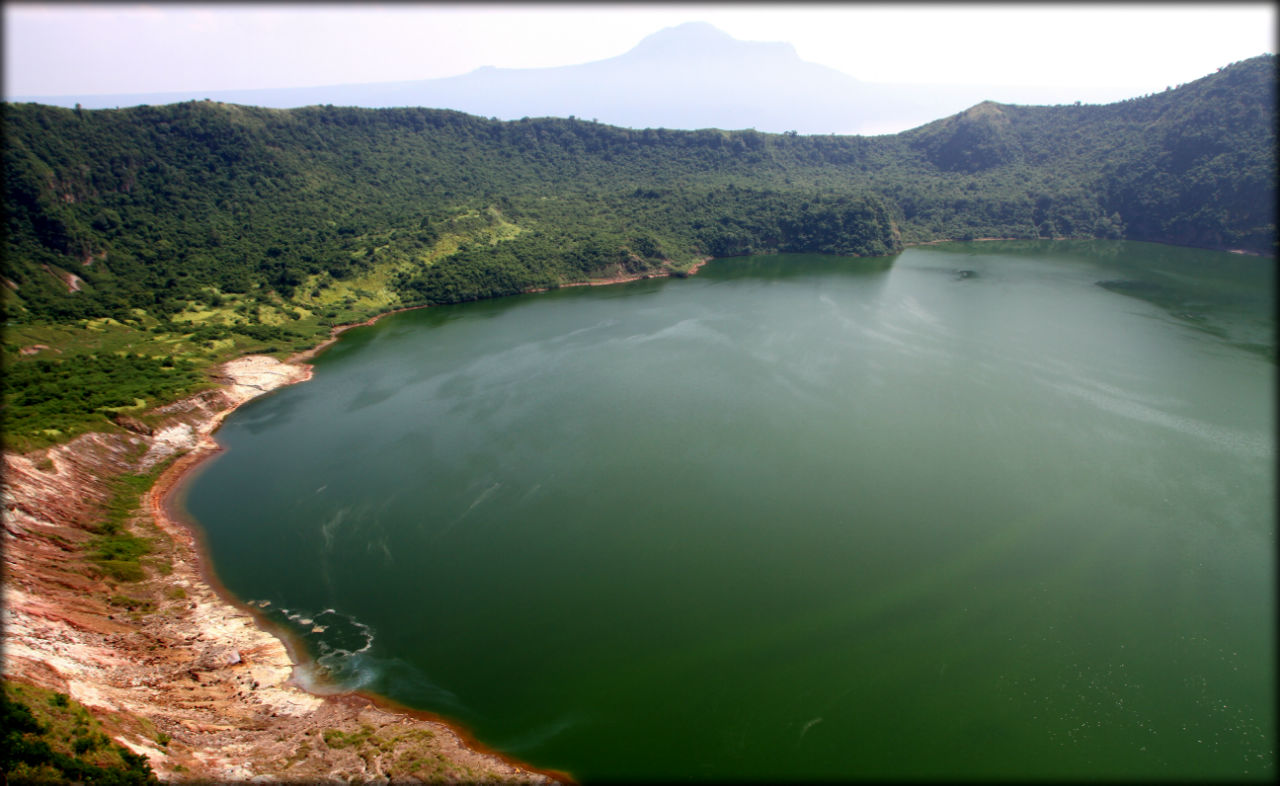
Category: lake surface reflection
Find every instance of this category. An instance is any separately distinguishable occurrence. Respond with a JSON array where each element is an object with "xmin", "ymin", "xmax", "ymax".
[{"xmin": 183, "ymin": 241, "xmax": 1274, "ymax": 780}]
